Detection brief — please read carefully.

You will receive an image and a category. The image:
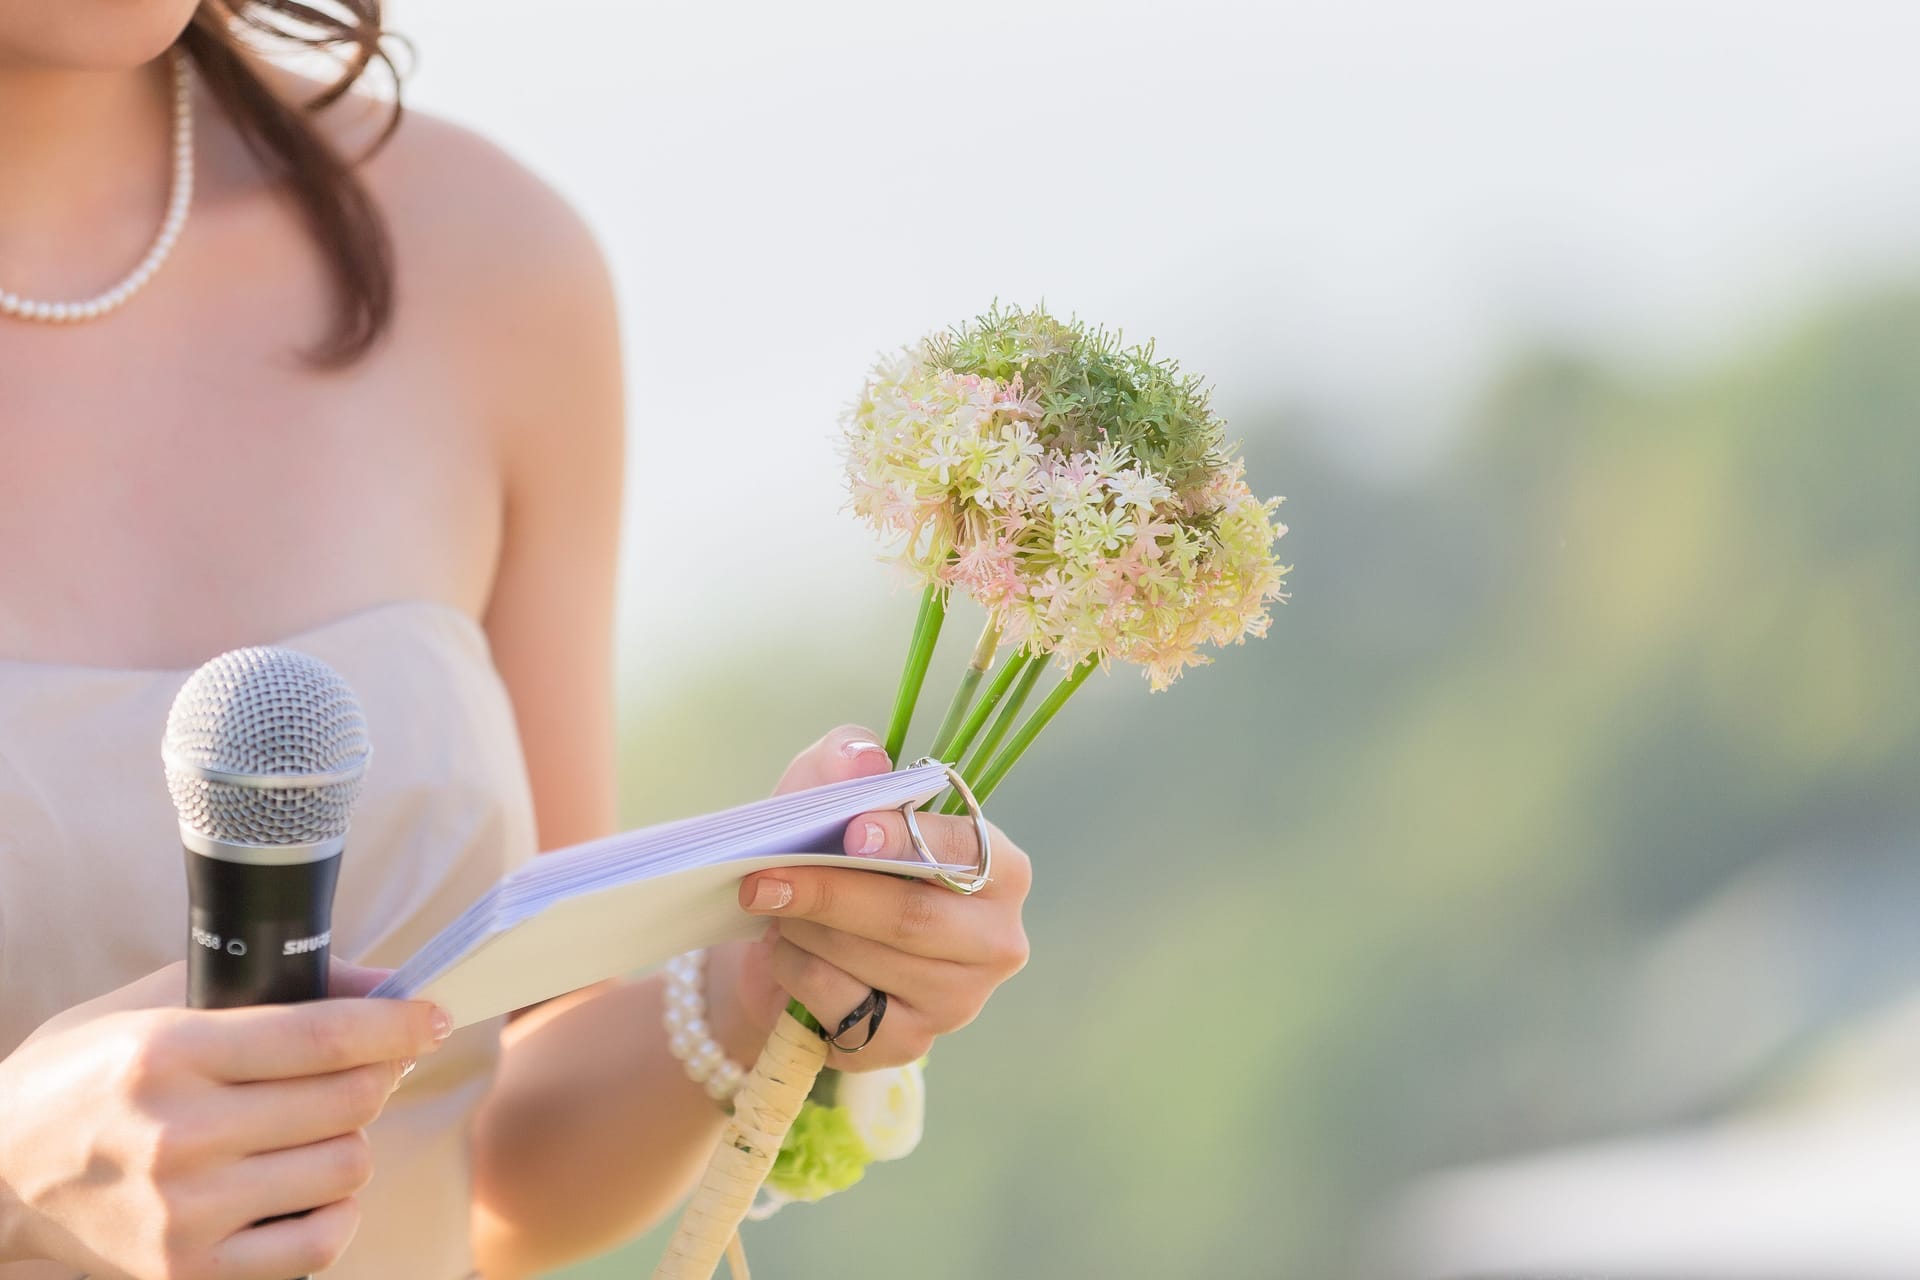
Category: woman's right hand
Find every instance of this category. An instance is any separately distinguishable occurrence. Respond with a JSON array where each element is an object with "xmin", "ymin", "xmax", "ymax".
[{"xmin": 0, "ymin": 961, "xmax": 449, "ymax": 1280}]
